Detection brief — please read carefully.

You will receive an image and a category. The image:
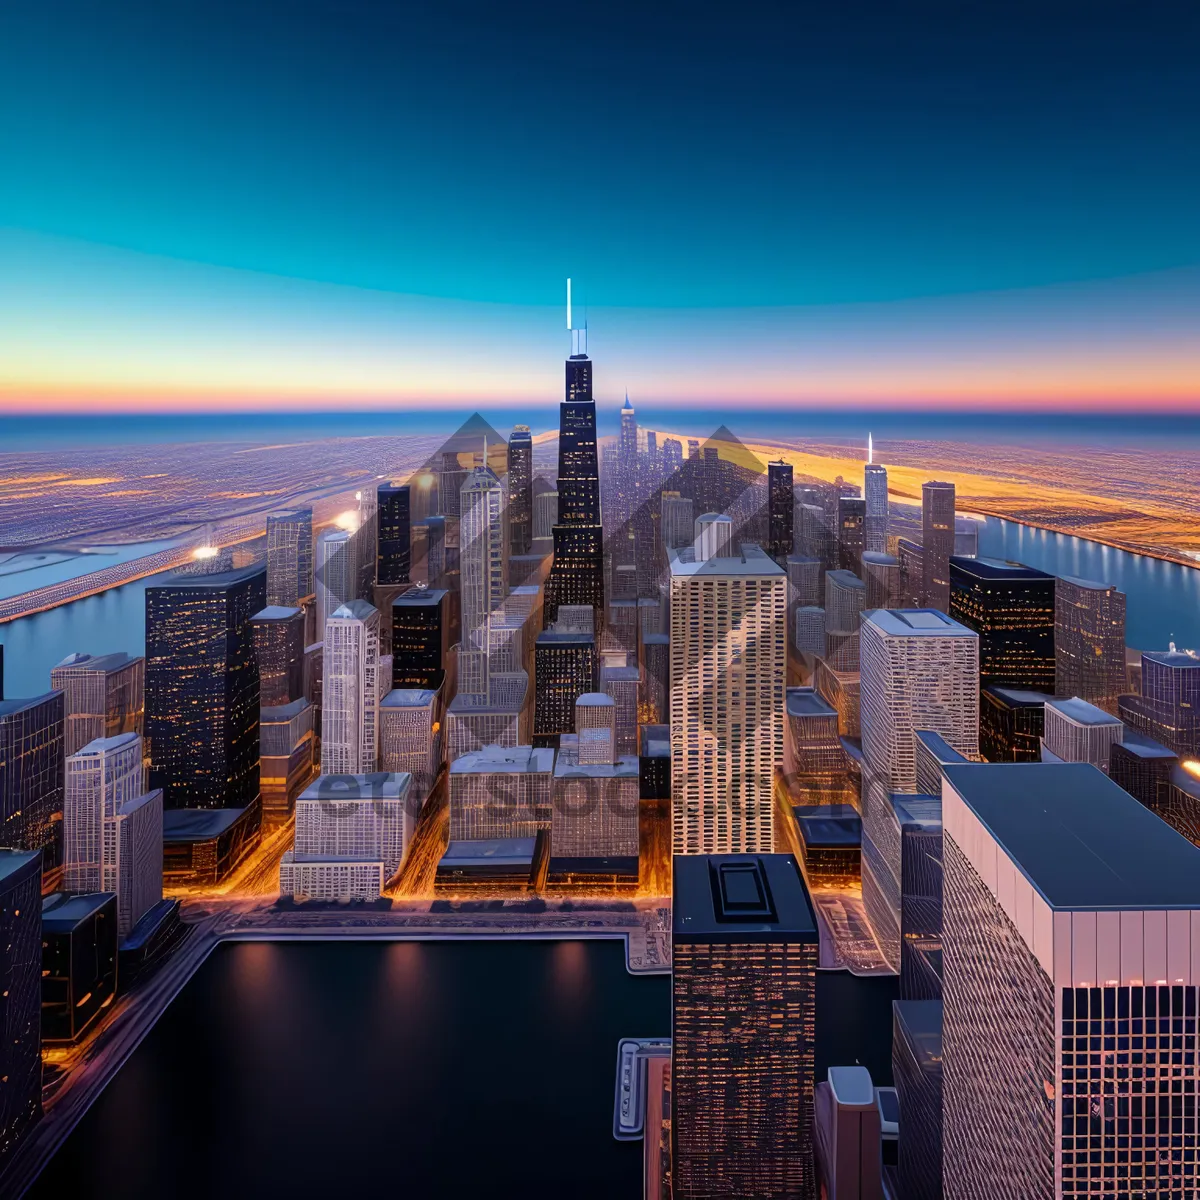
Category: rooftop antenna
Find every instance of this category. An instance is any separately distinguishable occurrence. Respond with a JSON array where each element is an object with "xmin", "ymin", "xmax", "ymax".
[{"xmin": 868, "ymin": 432, "xmax": 874, "ymax": 465}]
